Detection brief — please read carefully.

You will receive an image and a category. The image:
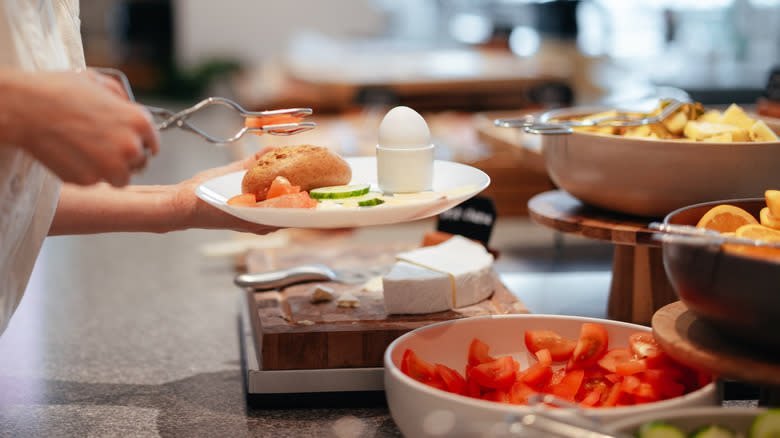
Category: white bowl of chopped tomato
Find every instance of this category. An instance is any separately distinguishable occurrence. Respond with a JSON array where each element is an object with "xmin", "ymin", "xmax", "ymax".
[{"xmin": 383, "ymin": 314, "xmax": 718, "ymax": 438}]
